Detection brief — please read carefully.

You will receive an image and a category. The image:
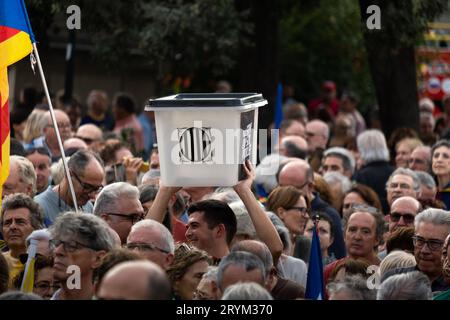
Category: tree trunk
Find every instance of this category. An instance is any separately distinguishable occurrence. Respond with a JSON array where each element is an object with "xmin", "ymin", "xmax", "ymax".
[
  {"xmin": 236, "ymin": 0, "xmax": 279, "ymax": 130},
  {"xmin": 359, "ymin": 0, "xmax": 419, "ymax": 139}
]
